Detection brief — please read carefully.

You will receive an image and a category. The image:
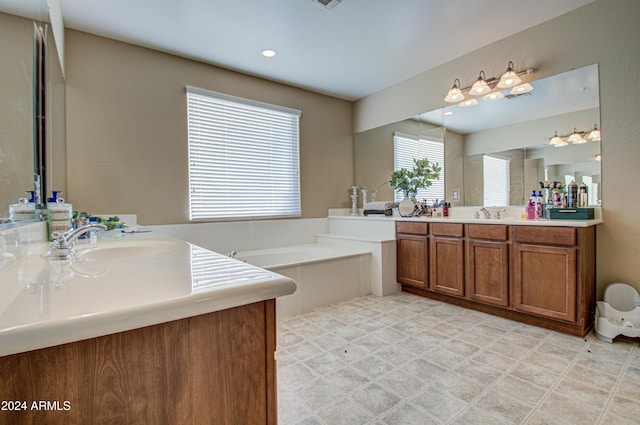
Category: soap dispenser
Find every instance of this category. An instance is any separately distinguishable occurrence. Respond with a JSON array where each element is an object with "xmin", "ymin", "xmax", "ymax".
[
  {"xmin": 47, "ymin": 192, "xmax": 73, "ymax": 240},
  {"xmin": 9, "ymin": 197, "xmax": 36, "ymax": 222}
]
